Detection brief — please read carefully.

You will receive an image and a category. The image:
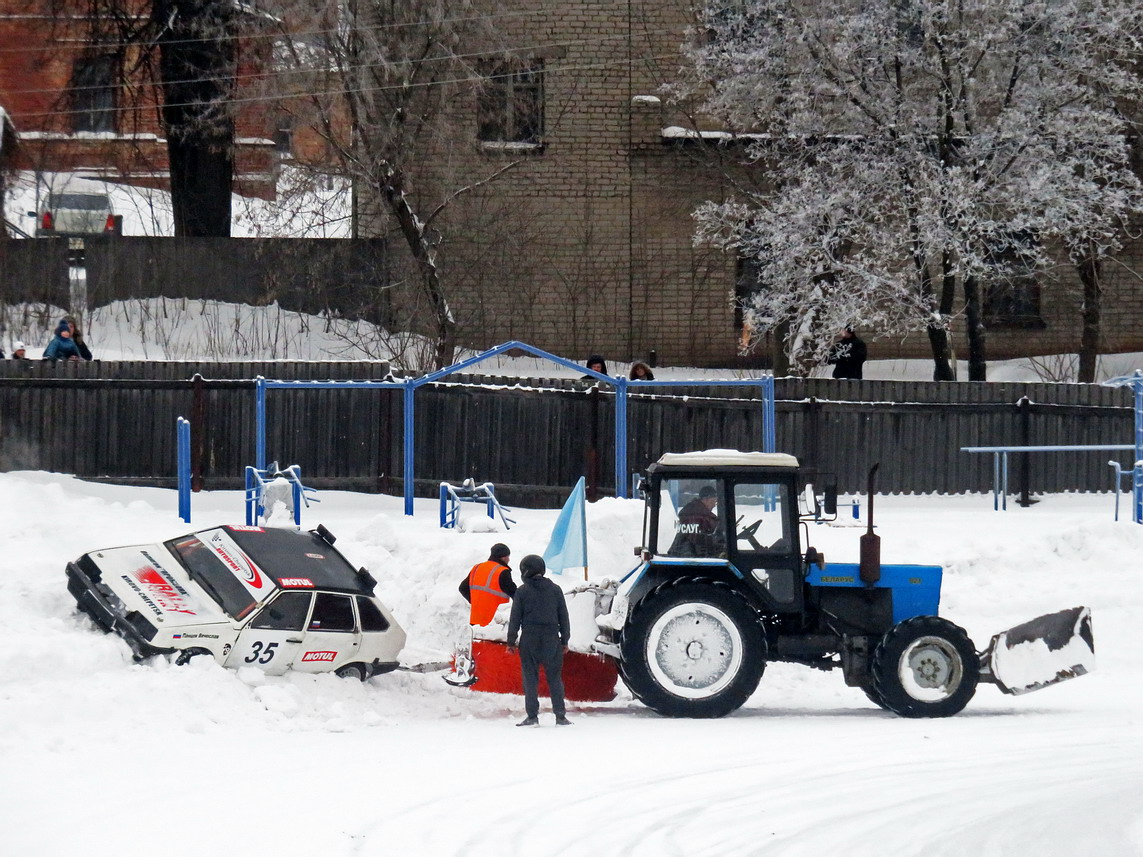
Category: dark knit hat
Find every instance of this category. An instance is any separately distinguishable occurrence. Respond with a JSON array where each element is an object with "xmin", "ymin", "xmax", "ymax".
[
  {"xmin": 520, "ymin": 555, "xmax": 546, "ymax": 578},
  {"xmin": 56, "ymin": 319, "xmax": 71, "ymax": 335},
  {"xmin": 489, "ymin": 543, "xmax": 511, "ymax": 560}
]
